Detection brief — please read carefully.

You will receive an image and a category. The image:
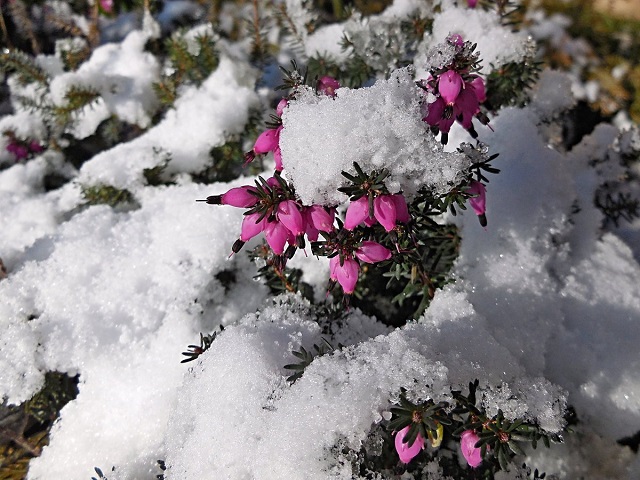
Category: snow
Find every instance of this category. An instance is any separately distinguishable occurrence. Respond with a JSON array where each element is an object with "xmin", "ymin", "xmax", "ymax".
[
  {"xmin": 0, "ymin": 1, "xmax": 639, "ymax": 479},
  {"xmin": 280, "ymin": 68, "xmax": 468, "ymax": 206}
]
